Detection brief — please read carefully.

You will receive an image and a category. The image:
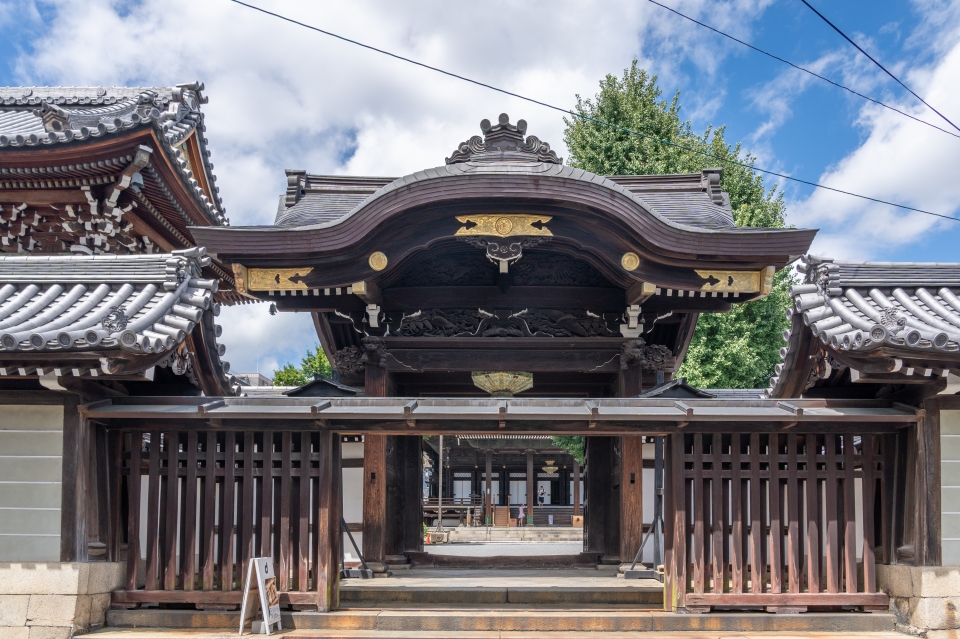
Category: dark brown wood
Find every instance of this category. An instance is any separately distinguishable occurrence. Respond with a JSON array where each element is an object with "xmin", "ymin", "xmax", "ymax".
[
  {"xmin": 526, "ymin": 449, "xmax": 534, "ymax": 525},
  {"xmin": 59, "ymin": 396, "xmax": 88, "ymax": 562},
  {"xmin": 805, "ymin": 435, "xmax": 820, "ymax": 593},
  {"xmin": 915, "ymin": 408, "xmax": 942, "ymax": 565},
  {"xmin": 861, "ymin": 433, "xmax": 877, "ymax": 592},
  {"xmin": 711, "ymin": 433, "xmax": 724, "ymax": 594},
  {"xmin": 663, "ymin": 433, "xmax": 676, "ymax": 612},
  {"xmin": 362, "ymin": 434, "xmax": 387, "ymax": 565},
  {"xmin": 843, "ymin": 433, "xmax": 857, "ymax": 592},
  {"xmin": 382, "ymin": 285, "xmax": 626, "ymax": 313},
  {"xmin": 219, "ymin": 431, "xmax": 236, "ymax": 592},
  {"xmin": 692, "ymin": 435, "xmax": 705, "ymax": 594},
  {"xmin": 181, "ymin": 430, "xmax": 198, "ymax": 591},
  {"xmin": 786, "ymin": 434, "xmax": 800, "ymax": 594},
  {"xmin": 163, "ymin": 431, "xmax": 179, "ymax": 590},
  {"xmin": 144, "ymin": 430, "xmax": 161, "ymax": 591},
  {"xmin": 401, "ymin": 436, "xmax": 424, "ymax": 553},
  {"xmin": 824, "ymin": 434, "xmax": 839, "ymax": 594},
  {"xmin": 485, "ymin": 449, "xmax": 494, "ymax": 523},
  {"xmin": 671, "ymin": 433, "xmax": 687, "ymax": 609},
  {"xmin": 125, "ymin": 432, "xmax": 142, "ymax": 592},
  {"xmin": 317, "ymin": 429, "xmax": 342, "ymax": 611},
  {"xmin": 297, "ymin": 432, "xmax": 311, "ymax": 591},
  {"xmin": 620, "ymin": 436, "xmax": 643, "ymax": 566},
  {"xmin": 730, "ymin": 433, "xmax": 744, "ymax": 593},
  {"xmin": 238, "ymin": 432, "xmax": 254, "ymax": 589},
  {"xmin": 278, "ymin": 431, "xmax": 292, "ymax": 591},
  {"xmin": 572, "ymin": 456, "xmax": 581, "ymax": 518},
  {"xmin": 768, "ymin": 433, "xmax": 782, "ymax": 594},
  {"xmin": 749, "ymin": 433, "xmax": 764, "ymax": 594},
  {"xmin": 259, "ymin": 431, "xmax": 274, "ymax": 558},
  {"xmin": 200, "ymin": 431, "xmax": 216, "ymax": 591}
]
